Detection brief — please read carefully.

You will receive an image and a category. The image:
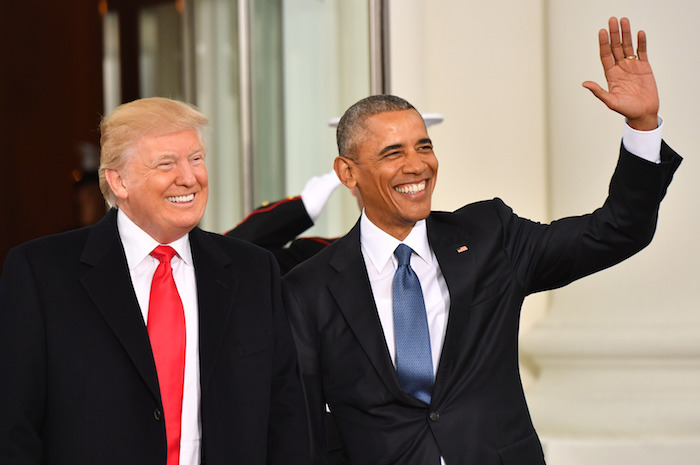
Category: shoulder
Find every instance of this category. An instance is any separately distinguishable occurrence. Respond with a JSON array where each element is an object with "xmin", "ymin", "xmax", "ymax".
[
  {"xmin": 424, "ymin": 199, "xmax": 526, "ymax": 251},
  {"xmin": 285, "ymin": 238, "xmax": 338, "ymax": 276},
  {"xmin": 284, "ymin": 231, "xmax": 354, "ymax": 282},
  {"xmin": 190, "ymin": 230, "xmax": 285, "ymax": 286},
  {"xmin": 430, "ymin": 198, "xmax": 514, "ymax": 227},
  {"xmin": 194, "ymin": 229, "xmax": 277, "ymax": 261},
  {"xmin": 5, "ymin": 225, "xmax": 94, "ymax": 264},
  {"xmin": 1, "ymin": 222, "xmax": 112, "ymax": 287}
]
